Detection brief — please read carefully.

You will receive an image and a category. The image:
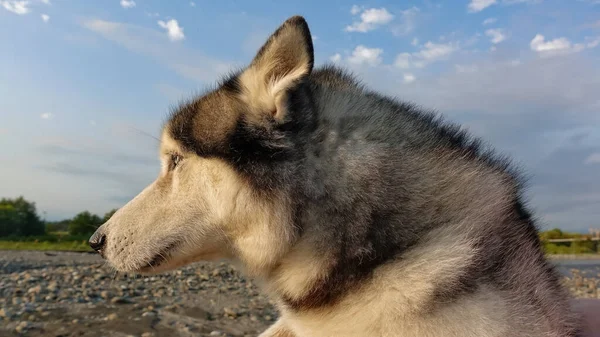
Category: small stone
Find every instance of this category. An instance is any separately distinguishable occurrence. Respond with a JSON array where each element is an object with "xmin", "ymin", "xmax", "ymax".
[
  {"xmin": 210, "ymin": 331, "xmax": 223, "ymax": 336},
  {"xmin": 47, "ymin": 282, "xmax": 58, "ymax": 292},
  {"xmin": 100, "ymin": 291, "xmax": 111, "ymax": 299},
  {"xmin": 141, "ymin": 311, "xmax": 156, "ymax": 317},
  {"xmin": 141, "ymin": 333, "xmax": 154, "ymax": 337},
  {"xmin": 15, "ymin": 321, "xmax": 30, "ymax": 333},
  {"xmin": 0, "ymin": 308, "xmax": 9, "ymax": 318},
  {"xmin": 72, "ymin": 319, "xmax": 79, "ymax": 324},
  {"xmin": 106, "ymin": 313, "xmax": 118, "ymax": 321},
  {"xmin": 265, "ymin": 315, "xmax": 273, "ymax": 321},
  {"xmin": 111, "ymin": 297, "xmax": 132, "ymax": 304},
  {"xmin": 27, "ymin": 285, "xmax": 42, "ymax": 295},
  {"xmin": 223, "ymin": 307, "xmax": 237, "ymax": 318}
]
